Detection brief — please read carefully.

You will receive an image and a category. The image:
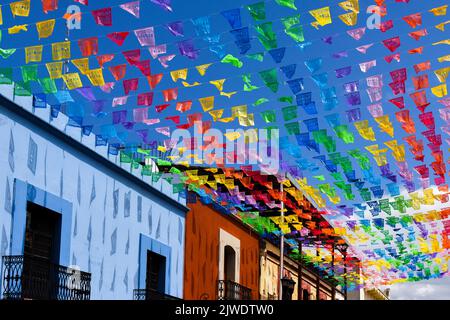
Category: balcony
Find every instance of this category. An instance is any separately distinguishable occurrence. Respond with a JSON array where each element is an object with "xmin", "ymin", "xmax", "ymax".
[
  {"xmin": 133, "ymin": 288, "xmax": 180, "ymax": 300},
  {"xmin": 1, "ymin": 255, "xmax": 91, "ymax": 300},
  {"xmin": 217, "ymin": 280, "xmax": 252, "ymax": 300}
]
